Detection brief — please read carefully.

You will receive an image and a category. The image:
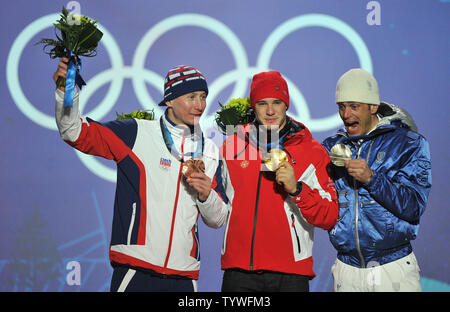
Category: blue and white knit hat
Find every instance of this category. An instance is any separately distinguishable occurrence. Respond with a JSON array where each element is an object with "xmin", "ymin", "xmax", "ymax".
[{"xmin": 158, "ymin": 65, "xmax": 208, "ymax": 106}]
